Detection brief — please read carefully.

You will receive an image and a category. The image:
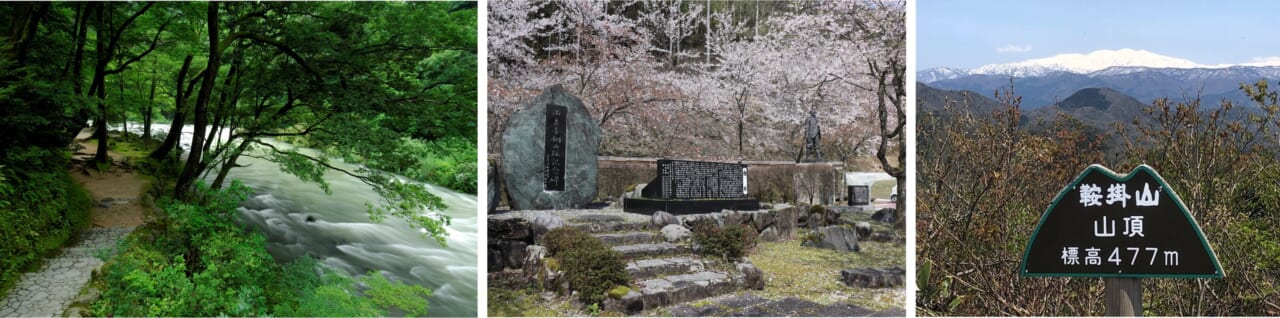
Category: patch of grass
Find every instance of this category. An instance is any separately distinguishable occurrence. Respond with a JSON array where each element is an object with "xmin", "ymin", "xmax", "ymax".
[
  {"xmin": 487, "ymin": 288, "xmax": 580, "ymax": 317},
  {"xmin": 749, "ymin": 239, "xmax": 905, "ymax": 311},
  {"xmin": 870, "ymin": 179, "xmax": 896, "ymax": 200},
  {"xmin": 838, "ymin": 212, "xmax": 898, "ymax": 234}
]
